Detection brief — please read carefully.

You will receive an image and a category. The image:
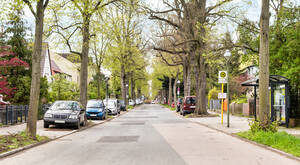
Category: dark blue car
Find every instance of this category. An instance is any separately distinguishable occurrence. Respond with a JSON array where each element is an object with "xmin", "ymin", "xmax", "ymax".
[{"xmin": 86, "ymin": 100, "xmax": 106, "ymax": 120}]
